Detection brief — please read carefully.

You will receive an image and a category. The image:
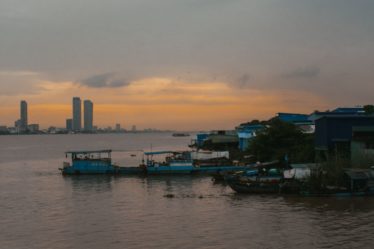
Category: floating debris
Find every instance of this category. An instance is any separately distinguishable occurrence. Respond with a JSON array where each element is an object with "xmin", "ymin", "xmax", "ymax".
[{"xmin": 164, "ymin": 194, "xmax": 175, "ymax": 198}]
